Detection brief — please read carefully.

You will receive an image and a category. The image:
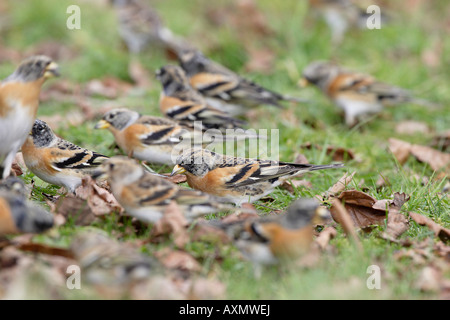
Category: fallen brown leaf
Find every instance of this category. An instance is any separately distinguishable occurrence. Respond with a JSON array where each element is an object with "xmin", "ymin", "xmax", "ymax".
[
  {"xmin": 190, "ymin": 222, "xmax": 231, "ymax": 244},
  {"xmin": 52, "ymin": 195, "xmax": 98, "ymax": 226},
  {"xmin": 410, "ymin": 144, "xmax": 450, "ymax": 172},
  {"xmin": 388, "ymin": 138, "xmax": 450, "ymax": 172},
  {"xmin": 154, "ymin": 248, "xmax": 201, "ymax": 273},
  {"xmin": 395, "ymin": 120, "xmax": 430, "ymax": 135},
  {"xmin": 11, "ymin": 153, "xmax": 26, "ymax": 177},
  {"xmin": 409, "ymin": 212, "xmax": 450, "ymax": 243},
  {"xmin": 430, "ymin": 130, "xmax": 450, "ymax": 152},
  {"xmin": 161, "ymin": 173, "xmax": 187, "ymax": 184},
  {"xmin": 323, "ymin": 171, "xmax": 356, "ymax": 199},
  {"xmin": 302, "ymin": 142, "xmax": 357, "ymax": 161},
  {"xmin": 388, "ymin": 138, "xmax": 412, "ymax": 165},
  {"xmin": 330, "ymin": 198, "xmax": 362, "ymax": 250},
  {"xmin": 186, "ymin": 278, "xmax": 227, "ymax": 300},
  {"xmin": 128, "ymin": 59, "xmax": 153, "ymax": 88},
  {"xmin": 330, "ymin": 190, "xmax": 410, "ymax": 230},
  {"xmin": 315, "ymin": 227, "xmax": 337, "ymax": 250},
  {"xmin": 280, "ymin": 179, "xmax": 312, "ymax": 194},
  {"xmin": 16, "ymin": 243, "xmax": 74, "ymax": 259},
  {"xmin": 294, "ymin": 153, "xmax": 309, "ymax": 164},
  {"xmin": 244, "ymin": 47, "xmax": 275, "ymax": 74},
  {"xmin": 151, "ymin": 201, "xmax": 189, "ymax": 248},
  {"xmin": 415, "ymin": 266, "xmax": 448, "ymax": 293}
]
